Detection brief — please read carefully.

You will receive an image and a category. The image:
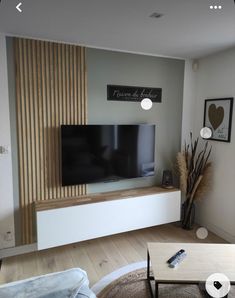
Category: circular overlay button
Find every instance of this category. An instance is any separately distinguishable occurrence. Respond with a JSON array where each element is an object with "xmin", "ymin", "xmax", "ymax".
[
  {"xmin": 200, "ymin": 127, "xmax": 212, "ymax": 139},
  {"xmin": 141, "ymin": 98, "xmax": 153, "ymax": 110},
  {"xmin": 206, "ymin": 273, "xmax": 231, "ymax": 298},
  {"xmin": 196, "ymin": 227, "xmax": 208, "ymax": 240}
]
